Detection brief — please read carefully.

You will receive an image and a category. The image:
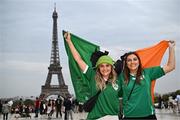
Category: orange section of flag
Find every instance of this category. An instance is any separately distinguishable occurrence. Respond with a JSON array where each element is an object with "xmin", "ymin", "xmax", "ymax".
[{"xmin": 136, "ymin": 40, "xmax": 169, "ymax": 103}]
